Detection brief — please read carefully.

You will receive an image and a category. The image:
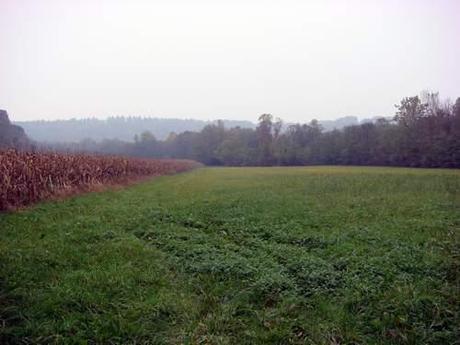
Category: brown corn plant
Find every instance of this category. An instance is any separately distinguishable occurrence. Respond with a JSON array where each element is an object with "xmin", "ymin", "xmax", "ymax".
[{"xmin": 0, "ymin": 150, "xmax": 201, "ymax": 210}]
